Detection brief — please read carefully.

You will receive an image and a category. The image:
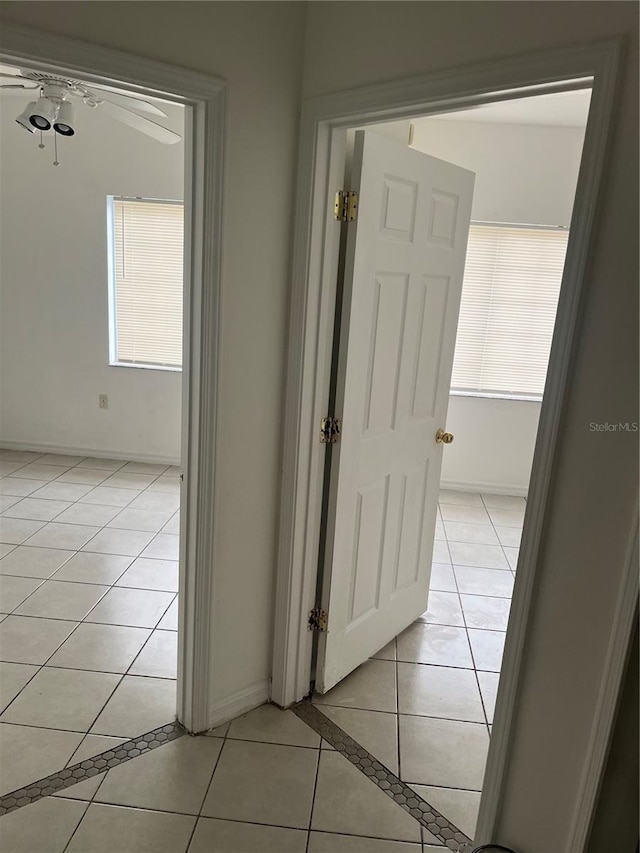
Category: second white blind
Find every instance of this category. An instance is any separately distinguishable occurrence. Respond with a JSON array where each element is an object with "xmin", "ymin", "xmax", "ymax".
[
  {"xmin": 451, "ymin": 223, "xmax": 568, "ymax": 397},
  {"xmin": 113, "ymin": 197, "xmax": 184, "ymax": 369}
]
